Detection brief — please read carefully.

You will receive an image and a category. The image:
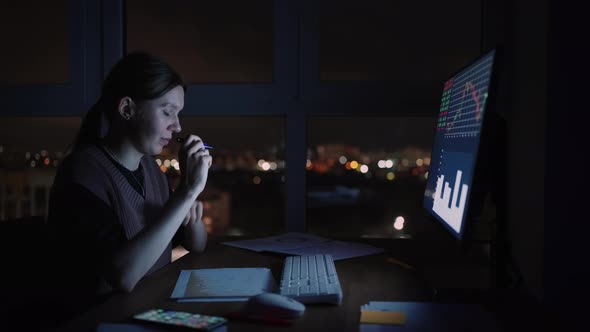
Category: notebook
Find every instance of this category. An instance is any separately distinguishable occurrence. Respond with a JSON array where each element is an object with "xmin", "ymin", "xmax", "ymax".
[{"xmin": 171, "ymin": 268, "xmax": 276, "ymax": 302}]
